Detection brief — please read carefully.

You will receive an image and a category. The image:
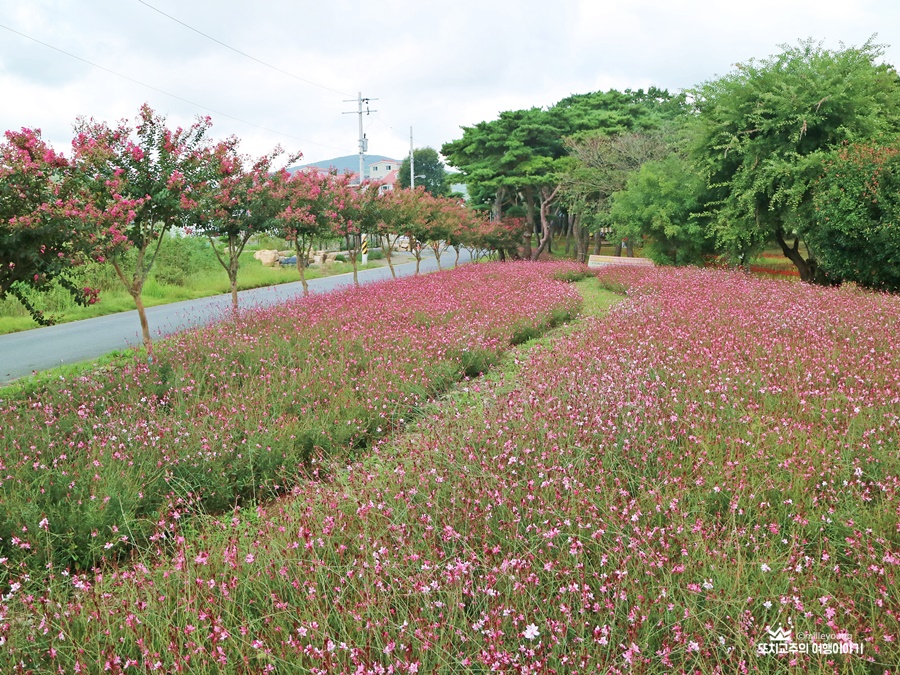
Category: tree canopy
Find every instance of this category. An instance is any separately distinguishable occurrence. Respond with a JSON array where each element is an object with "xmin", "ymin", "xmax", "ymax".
[
  {"xmin": 442, "ymin": 88, "xmax": 684, "ymax": 259},
  {"xmin": 73, "ymin": 103, "xmax": 214, "ymax": 346},
  {"xmin": 396, "ymin": 147, "xmax": 449, "ymax": 195},
  {"xmin": 0, "ymin": 129, "xmax": 98, "ymax": 325},
  {"xmin": 690, "ymin": 38, "xmax": 900, "ymax": 280},
  {"xmin": 809, "ymin": 140, "xmax": 900, "ymax": 290}
]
